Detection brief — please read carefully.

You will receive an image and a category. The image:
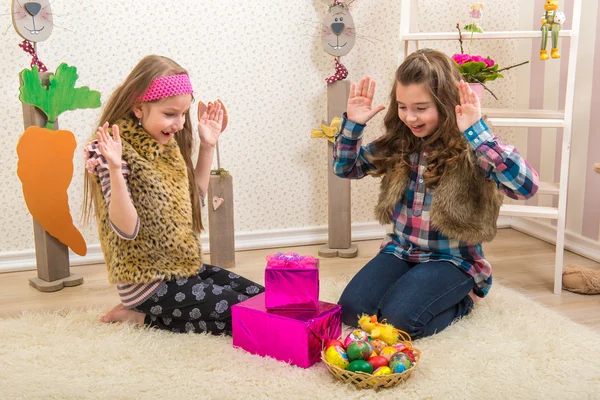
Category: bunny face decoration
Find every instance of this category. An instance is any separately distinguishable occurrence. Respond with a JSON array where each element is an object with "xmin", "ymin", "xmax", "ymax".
[
  {"xmin": 12, "ymin": 0, "xmax": 54, "ymax": 43},
  {"xmin": 321, "ymin": 1, "xmax": 356, "ymax": 57}
]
